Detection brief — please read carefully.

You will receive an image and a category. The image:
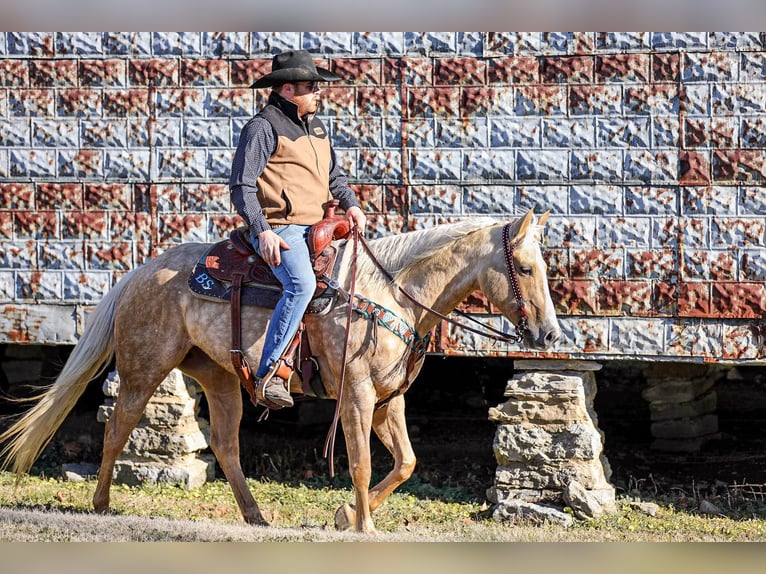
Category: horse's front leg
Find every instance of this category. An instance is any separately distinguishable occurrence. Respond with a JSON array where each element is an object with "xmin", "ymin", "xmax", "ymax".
[
  {"xmin": 335, "ymin": 384, "xmax": 376, "ymax": 534},
  {"xmin": 368, "ymin": 394, "xmax": 416, "ymax": 511},
  {"xmin": 334, "ymin": 394, "xmax": 417, "ymax": 533}
]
